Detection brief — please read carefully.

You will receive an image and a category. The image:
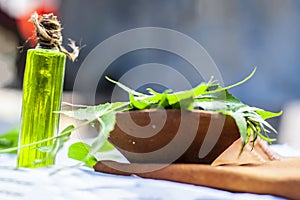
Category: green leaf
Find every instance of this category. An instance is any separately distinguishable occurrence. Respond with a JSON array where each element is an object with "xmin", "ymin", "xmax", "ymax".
[
  {"xmin": 258, "ymin": 118, "xmax": 278, "ymax": 134},
  {"xmin": 157, "ymin": 91, "xmax": 170, "ymax": 108},
  {"xmin": 256, "ymin": 131, "xmax": 276, "ymax": 143},
  {"xmin": 194, "ymin": 100, "xmax": 227, "ymax": 111},
  {"xmin": 144, "ymin": 88, "xmax": 165, "ymax": 104},
  {"xmin": 192, "ymin": 83, "xmax": 210, "ymax": 96},
  {"xmin": 35, "ymin": 125, "xmax": 74, "ymax": 165},
  {"xmin": 68, "ymin": 142, "xmax": 97, "ymax": 167},
  {"xmin": 130, "ymin": 93, "xmax": 151, "ymax": 110},
  {"xmin": 98, "ymin": 140, "xmax": 116, "ymax": 152},
  {"xmin": 110, "ymin": 102, "xmax": 131, "ymax": 112},
  {"xmin": 237, "ymin": 106, "xmax": 262, "ymax": 114},
  {"xmin": 0, "ymin": 123, "xmax": 81, "ymax": 154},
  {"xmin": 167, "ymin": 90, "xmax": 194, "ymax": 105},
  {"xmin": 195, "ymin": 89, "xmax": 245, "ymax": 111},
  {"xmin": 51, "ymin": 125, "xmax": 74, "ymax": 154},
  {"xmin": 255, "ymin": 109, "xmax": 283, "ymax": 120},
  {"xmin": 91, "ymin": 111, "xmax": 116, "ymax": 154},
  {"xmin": 205, "ymin": 68, "xmax": 257, "ymax": 95},
  {"xmin": 0, "ymin": 127, "xmax": 19, "ymax": 154},
  {"xmin": 100, "ymin": 112, "xmax": 117, "ymax": 136},
  {"xmin": 106, "ymin": 76, "xmax": 145, "ymax": 97},
  {"xmin": 58, "ymin": 103, "xmax": 112, "ymax": 121},
  {"xmin": 221, "ymin": 110, "xmax": 248, "ymax": 146},
  {"xmin": 146, "ymin": 88, "xmax": 164, "ymax": 96},
  {"xmin": 223, "ymin": 90, "xmax": 243, "ymax": 104},
  {"xmin": 170, "ymin": 95, "xmax": 194, "ymax": 110}
]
